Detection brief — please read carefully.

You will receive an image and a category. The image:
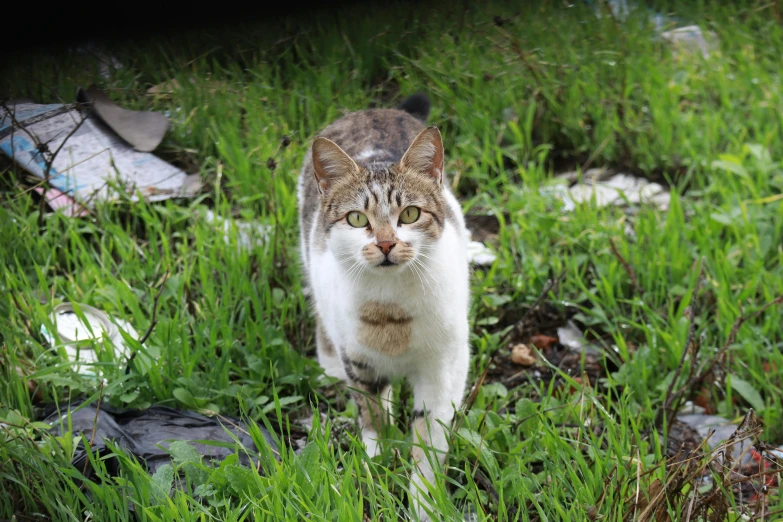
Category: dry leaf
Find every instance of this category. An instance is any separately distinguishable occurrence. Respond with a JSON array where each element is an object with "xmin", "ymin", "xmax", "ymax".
[{"xmin": 531, "ymin": 334, "xmax": 558, "ymax": 351}]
